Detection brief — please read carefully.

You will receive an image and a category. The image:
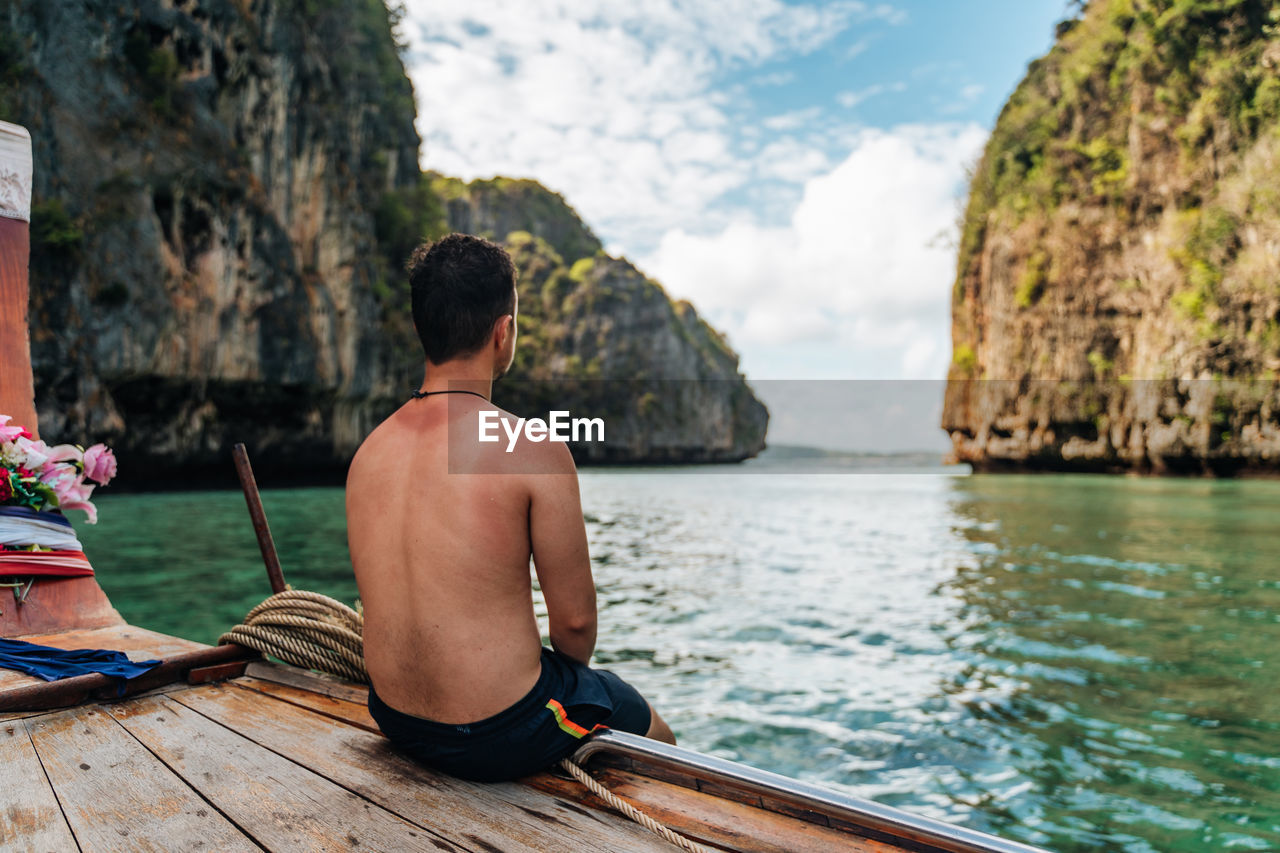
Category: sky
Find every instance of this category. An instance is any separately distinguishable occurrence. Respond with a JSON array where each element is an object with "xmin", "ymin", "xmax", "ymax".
[{"xmin": 398, "ymin": 1, "xmax": 1067, "ymax": 448}]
